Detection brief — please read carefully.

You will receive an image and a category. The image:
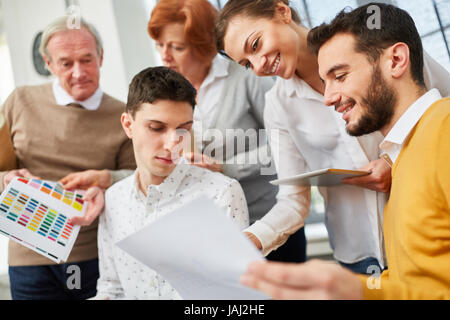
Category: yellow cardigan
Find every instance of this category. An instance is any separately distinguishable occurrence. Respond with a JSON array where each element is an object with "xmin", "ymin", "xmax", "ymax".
[{"xmin": 359, "ymin": 98, "xmax": 450, "ymax": 299}]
